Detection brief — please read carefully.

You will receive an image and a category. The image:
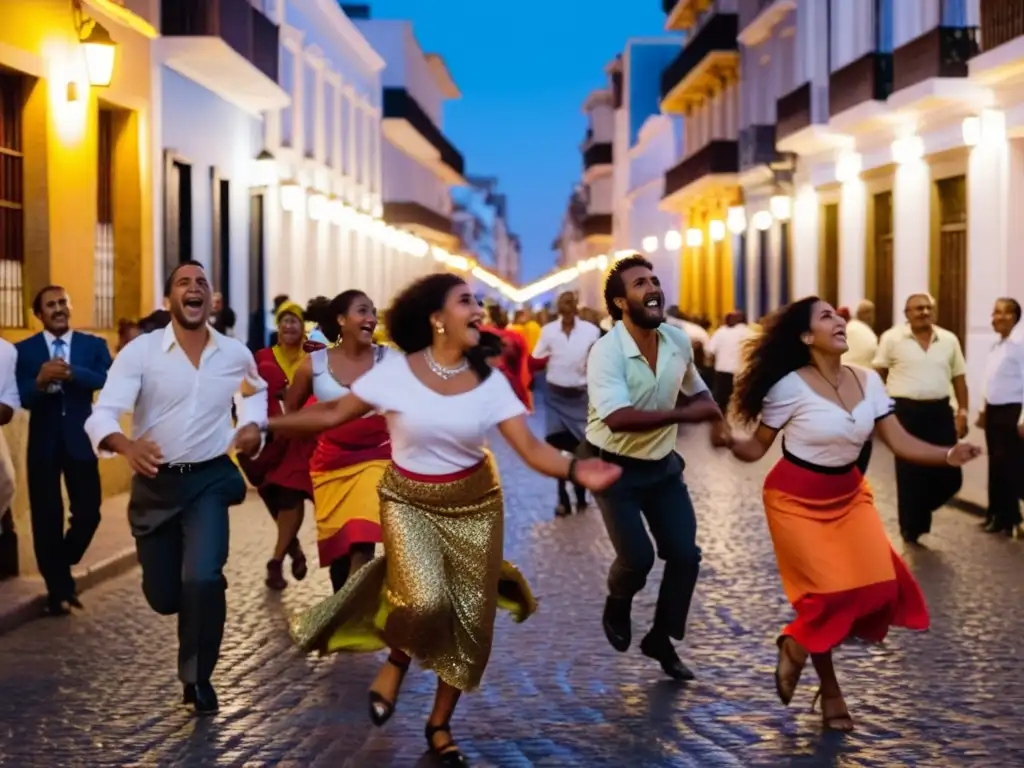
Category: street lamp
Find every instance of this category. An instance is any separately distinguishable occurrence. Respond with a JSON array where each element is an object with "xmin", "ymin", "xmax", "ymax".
[{"xmin": 72, "ymin": 0, "xmax": 117, "ymax": 88}]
